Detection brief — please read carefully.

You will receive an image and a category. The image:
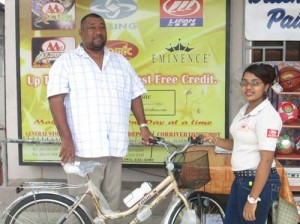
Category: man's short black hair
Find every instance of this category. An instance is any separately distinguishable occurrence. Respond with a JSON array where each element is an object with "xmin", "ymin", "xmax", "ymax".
[{"xmin": 80, "ymin": 13, "xmax": 103, "ymax": 27}]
